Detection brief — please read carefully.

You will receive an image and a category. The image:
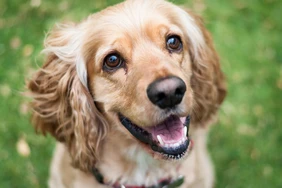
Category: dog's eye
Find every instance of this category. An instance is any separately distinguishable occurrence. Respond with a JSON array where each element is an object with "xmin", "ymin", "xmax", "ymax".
[
  {"xmin": 103, "ymin": 54, "xmax": 123, "ymax": 71},
  {"xmin": 166, "ymin": 35, "xmax": 182, "ymax": 52}
]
